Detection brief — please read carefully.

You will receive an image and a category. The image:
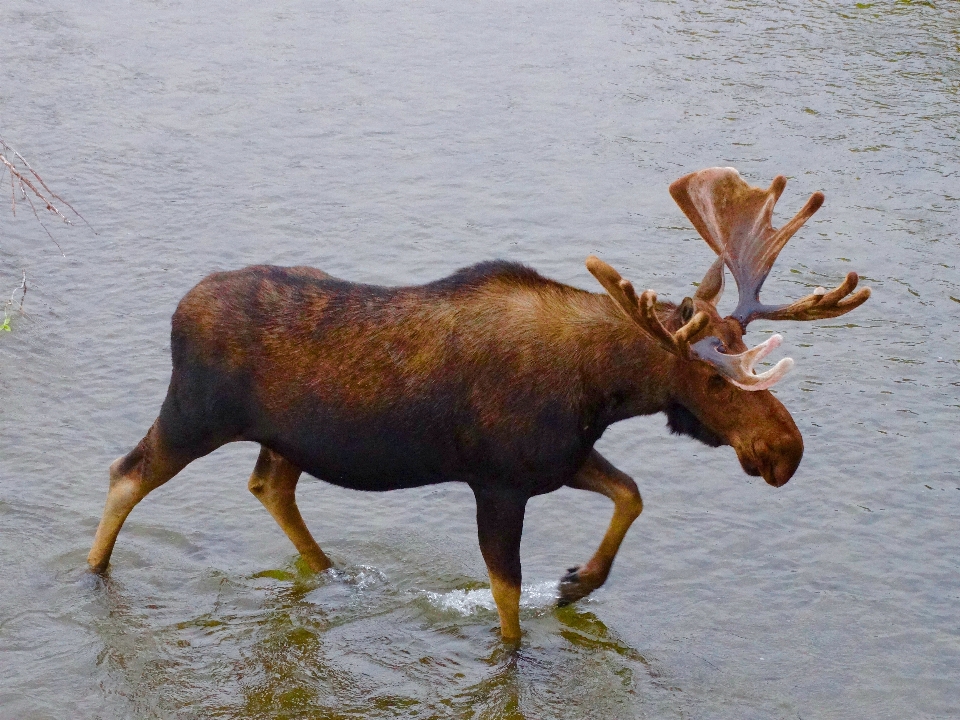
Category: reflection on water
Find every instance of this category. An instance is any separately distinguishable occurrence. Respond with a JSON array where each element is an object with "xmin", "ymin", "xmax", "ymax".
[{"xmin": 88, "ymin": 563, "xmax": 659, "ymax": 719}]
